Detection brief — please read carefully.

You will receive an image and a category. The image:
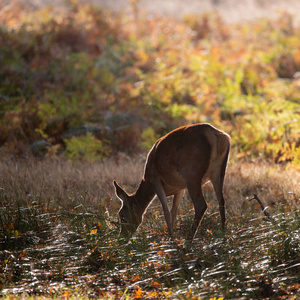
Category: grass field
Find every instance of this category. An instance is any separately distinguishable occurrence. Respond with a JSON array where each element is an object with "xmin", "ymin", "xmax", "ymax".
[
  {"xmin": 0, "ymin": 0, "xmax": 300, "ymax": 298},
  {"xmin": 0, "ymin": 158, "xmax": 299, "ymax": 299}
]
